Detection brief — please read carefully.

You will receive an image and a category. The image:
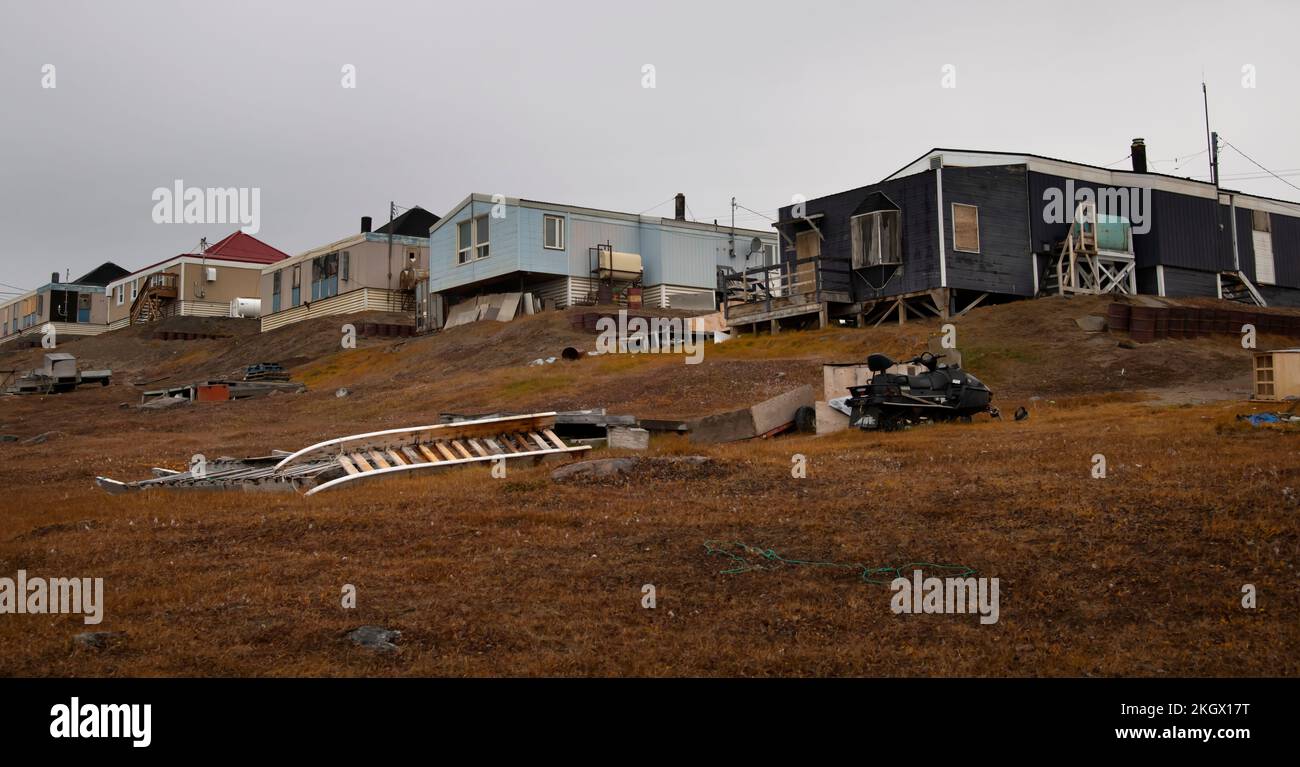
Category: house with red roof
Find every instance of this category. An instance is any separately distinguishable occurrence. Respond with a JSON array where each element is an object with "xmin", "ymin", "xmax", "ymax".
[{"xmin": 105, "ymin": 231, "xmax": 290, "ymax": 329}]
